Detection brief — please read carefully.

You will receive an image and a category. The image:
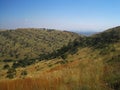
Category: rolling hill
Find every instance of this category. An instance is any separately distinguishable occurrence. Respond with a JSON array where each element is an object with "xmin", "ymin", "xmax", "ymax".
[
  {"xmin": 0, "ymin": 28, "xmax": 79, "ymax": 61},
  {"xmin": 0, "ymin": 26, "xmax": 120, "ymax": 90}
]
